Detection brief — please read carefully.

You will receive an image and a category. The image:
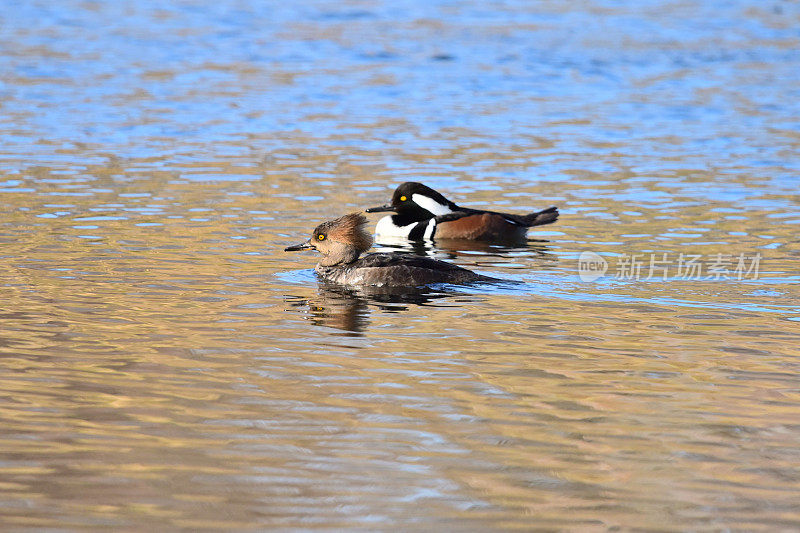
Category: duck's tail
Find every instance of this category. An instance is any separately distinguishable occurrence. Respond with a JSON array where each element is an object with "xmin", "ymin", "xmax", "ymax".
[{"xmin": 518, "ymin": 206, "xmax": 559, "ymax": 227}]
